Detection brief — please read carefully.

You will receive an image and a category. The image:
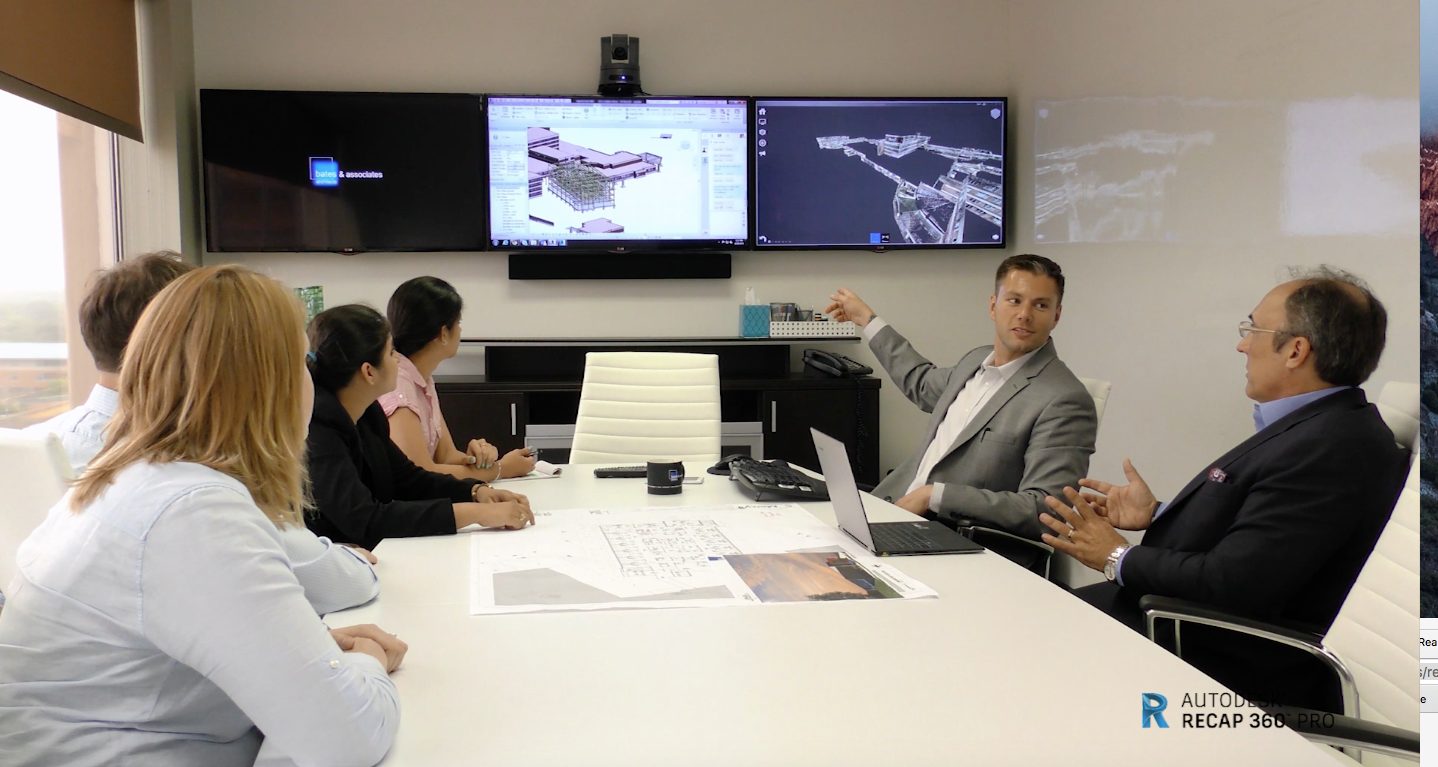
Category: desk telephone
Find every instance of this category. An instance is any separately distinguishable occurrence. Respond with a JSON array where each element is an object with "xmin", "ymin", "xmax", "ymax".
[{"xmin": 802, "ymin": 349, "xmax": 872, "ymax": 378}]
